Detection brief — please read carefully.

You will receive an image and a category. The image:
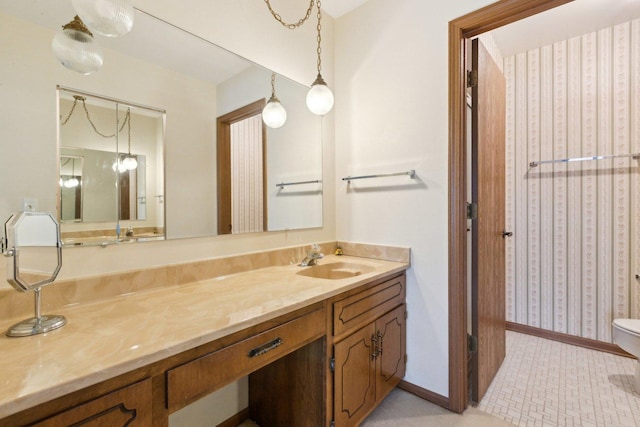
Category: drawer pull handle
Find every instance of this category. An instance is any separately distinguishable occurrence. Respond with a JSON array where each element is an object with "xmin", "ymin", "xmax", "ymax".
[{"xmin": 248, "ymin": 337, "xmax": 283, "ymax": 358}]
